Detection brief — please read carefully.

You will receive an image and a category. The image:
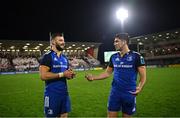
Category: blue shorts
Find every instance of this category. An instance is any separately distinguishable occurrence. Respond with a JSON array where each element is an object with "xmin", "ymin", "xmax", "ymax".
[
  {"xmin": 108, "ymin": 90, "xmax": 136, "ymax": 115},
  {"xmin": 44, "ymin": 93, "xmax": 71, "ymax": 117}
]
